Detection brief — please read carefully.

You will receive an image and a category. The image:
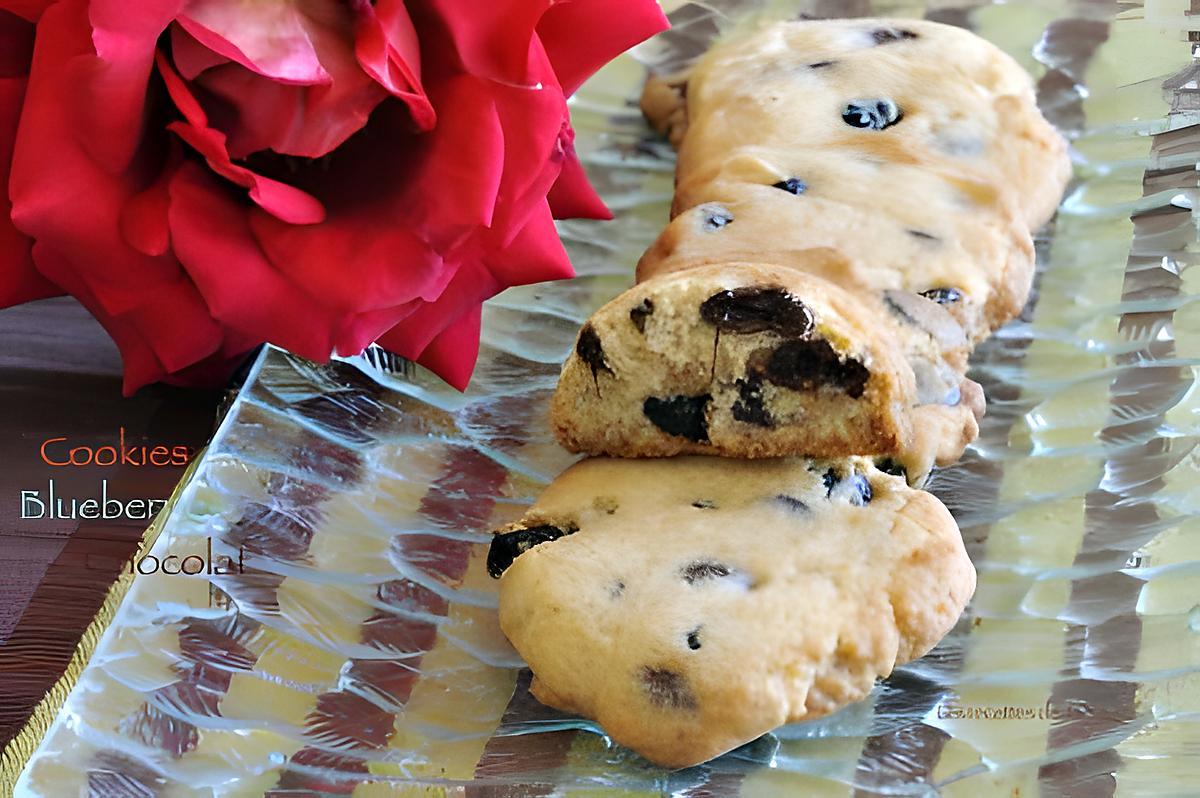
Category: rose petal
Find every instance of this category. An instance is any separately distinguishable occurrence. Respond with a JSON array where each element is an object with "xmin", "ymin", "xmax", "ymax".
[
  {"xmin": 414, "ymin": 305, "xmax": 481, "ymax": 392},
  {"xmin": 0, "ymin": 76, "xmax": 58, "ymax": 304},
  {"xmin": 536, "ymin": 0, "xmax": 669, "ymax": 96},
  {"xmin": 352, "ymin": 0, "xmax": 433, "ymax": 129},
  {"xmin": 9, "ymin": 0, "xmax": 185, "ymax": 317},
  {"xmin": 547, "ymin": 141, "xmax": 611, "ymax": 220},
  {"xmin": 167, "ymin": 161, "xmax": 340, "ymax": 362},
  {"xmin": 420, "ymin": 0, "xmax": 550, "ymax": 87},
  {"xmin": 169, "ymin": 21, "xmax": 229, "ymax": 79},
  {"xmin": 0, "ymin": 8, "xmax": 34, "ymax": 76},
  {"xmin": 176, "ymin": 0, "xmax": 334, "ymax": 85},
  {"xmin": 0, "ymin": 0, "xmax": 55, "ymax": 23},
  {"xmin": 157, "ymin": 51, "xmax": 326, "ymax": 225}
]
